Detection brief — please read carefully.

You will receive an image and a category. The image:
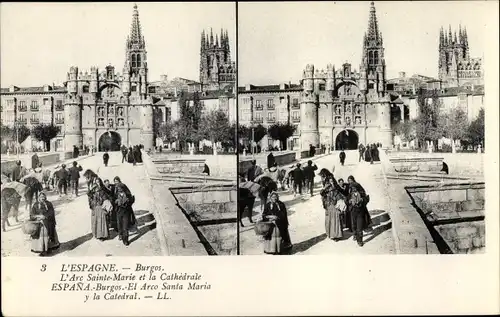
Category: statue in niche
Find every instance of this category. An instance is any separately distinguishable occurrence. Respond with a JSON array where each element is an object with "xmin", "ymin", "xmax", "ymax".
[
  {"xmin": 346, "ymin": 116, "xmax": 351, "ymax": 126},
  {"xmin": 118, "ymin": 118, "xmax": 124, "ymax": 127},
  {"xmin": 335, "ymin": 105, "xmax": 342, "ymax": 115},
  {"xmin": 354, "ymin": 105, "xmax": 361, "ymax": 114},
  {"xmin": 355, "ymin": 117, "xmax": 362, "ymax": 124},
  {"xmin": 335, "ymin": 117, "xmax": 341, "ymax": 125},
  {"xmin": 108, "ymin": 106, "xmax": 114, "ymax": 115},
  {"xmin": 345, "ymin": 103, "xmax": 352, "ymax": 113},
  {"xmin": 118, "ymin": 107, "xmax": 124, "ymax": 117},
  {"xmin": 108, "ymin": 118, "xmax": 114, "ymax": 127},
  {"xmin": 107, "ymin": 86, "xmax": 115, "ymax": 97},
  {"xmin": 98, "ymin": 107, "xmax": 105, "ymax": 117},
  {"xmin": 345, "ymin": 85, "xmax": 351, "ymax": 95},
  {"xmin": 97, "ymin": 118, "xmax": 104, "ymax": 126}
]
